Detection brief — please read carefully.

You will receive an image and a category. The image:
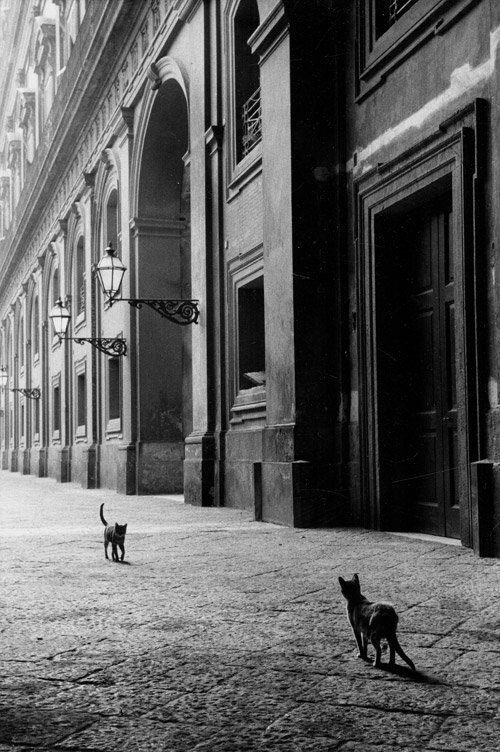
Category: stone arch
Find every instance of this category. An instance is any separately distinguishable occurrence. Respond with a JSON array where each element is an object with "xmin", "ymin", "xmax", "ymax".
[
  {"xmin": 41, "ymin": 244, "xmax": 59, "ymax": 333},
  {"xmin": 94, "ymin": 148, "xmax": 121, "ymax": 264},
  {"xmin": 129, "ymin": 56, "xmax": 192, "ymax": 494}
]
